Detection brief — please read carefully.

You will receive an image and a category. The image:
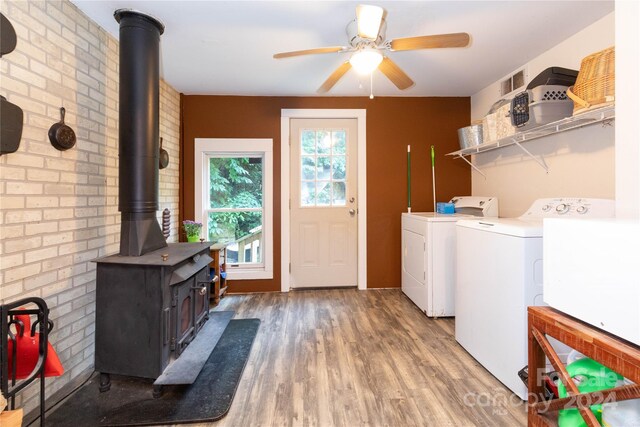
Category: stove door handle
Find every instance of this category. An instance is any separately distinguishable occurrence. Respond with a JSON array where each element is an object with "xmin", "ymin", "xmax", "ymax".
[{"xmin": 194, "ymin": 282, "xmax": 209, "ymax": 296}]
